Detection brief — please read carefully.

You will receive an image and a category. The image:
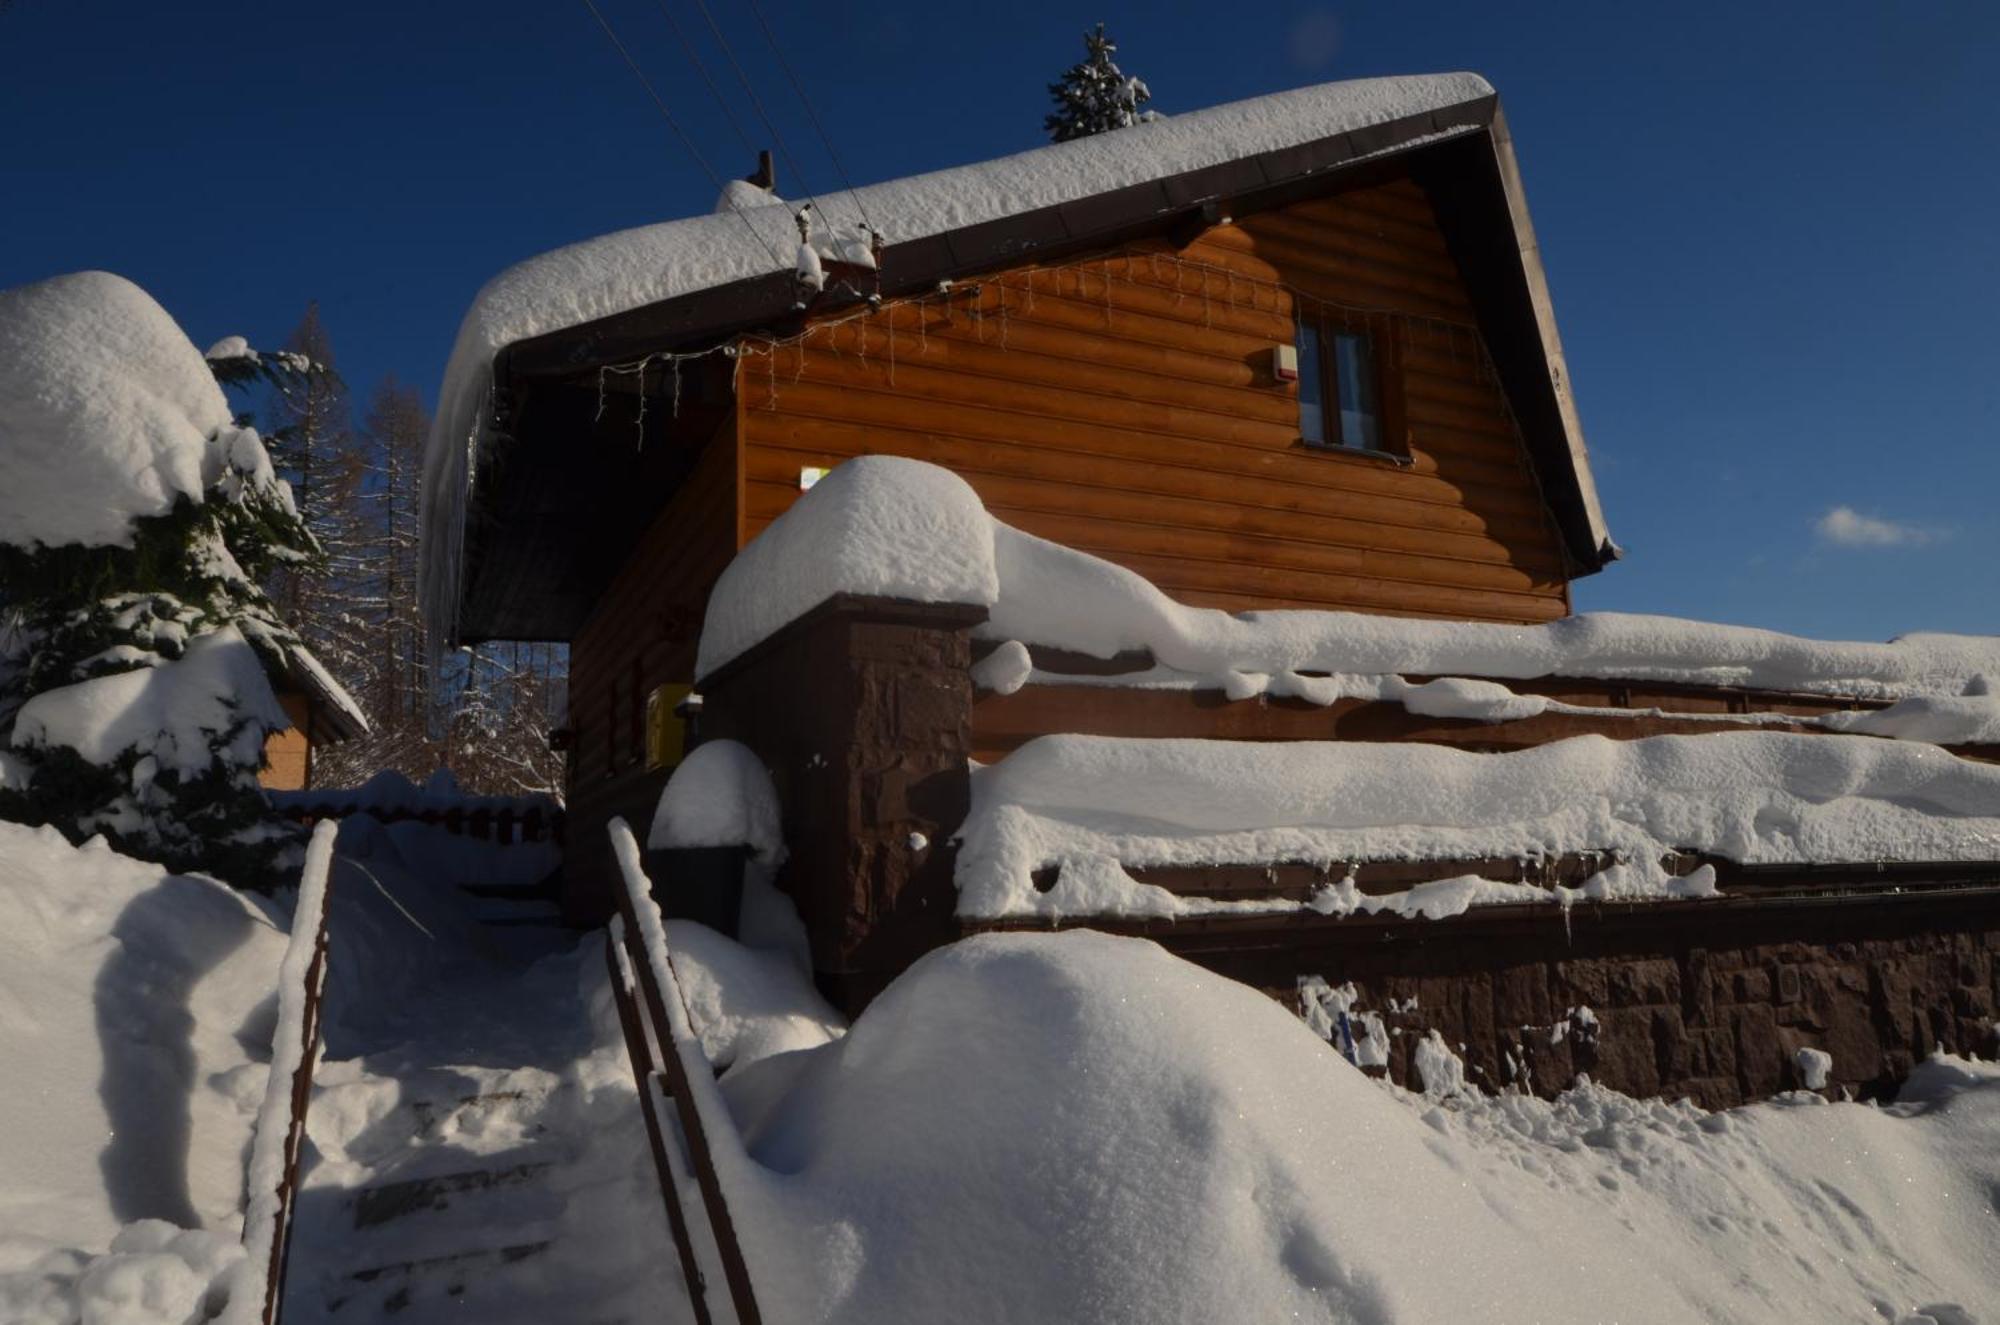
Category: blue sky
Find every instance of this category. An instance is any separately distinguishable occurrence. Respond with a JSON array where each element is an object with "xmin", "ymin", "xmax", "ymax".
[{"xmin": 3, "ymin": 2, "xmax": 1994, "ymax": 640}]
